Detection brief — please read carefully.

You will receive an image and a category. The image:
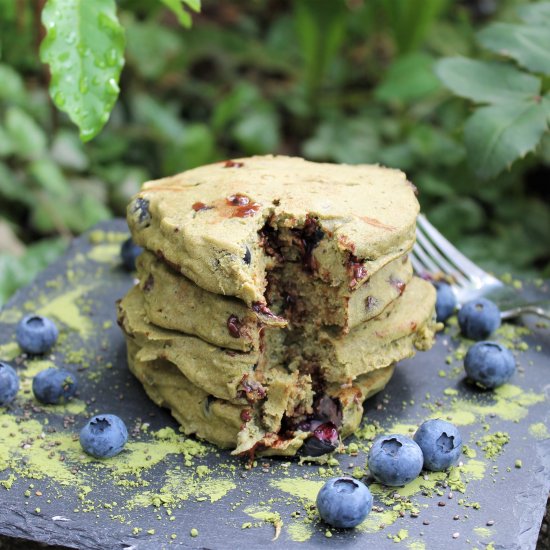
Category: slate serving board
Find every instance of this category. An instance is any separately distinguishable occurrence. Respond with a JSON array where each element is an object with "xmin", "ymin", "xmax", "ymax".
[{"xmin": 0, "ymin": 220, "xmax": 548, "ymax": 550}]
